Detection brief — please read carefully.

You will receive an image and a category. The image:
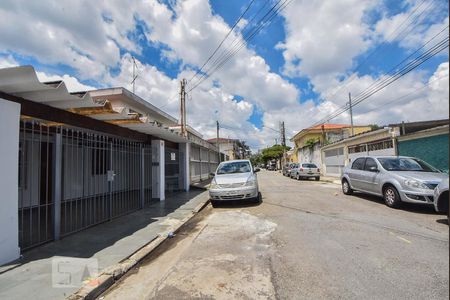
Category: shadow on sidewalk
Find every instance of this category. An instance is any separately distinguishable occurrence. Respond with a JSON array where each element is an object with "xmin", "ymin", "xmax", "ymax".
[{"xmin": 2, "ymin": 189, "xmax": 204, "ymax": 271}]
